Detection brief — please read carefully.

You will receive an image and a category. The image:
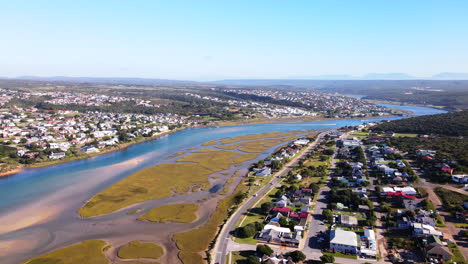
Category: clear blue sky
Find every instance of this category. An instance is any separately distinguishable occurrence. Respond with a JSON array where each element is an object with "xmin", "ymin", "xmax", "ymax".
[{"xmin": 1, "ymin": 0, "xmax": 467, "ymax": 80}]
